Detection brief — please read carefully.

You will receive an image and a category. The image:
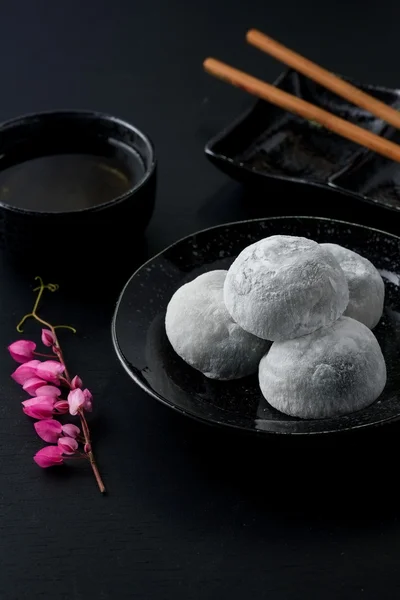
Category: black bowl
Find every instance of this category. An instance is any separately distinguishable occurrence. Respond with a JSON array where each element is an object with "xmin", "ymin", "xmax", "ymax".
[
  {"xmin": 112, "ymin": 216, "xmax": 400, "ymax": 436},
  {"xmin": 0, "ymin": 110, "xmax": 156, "ymax": 277}
]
